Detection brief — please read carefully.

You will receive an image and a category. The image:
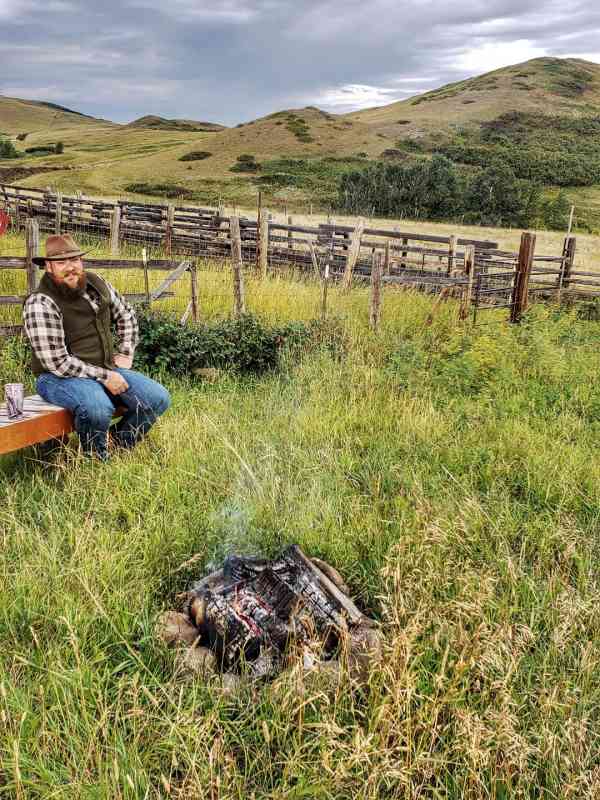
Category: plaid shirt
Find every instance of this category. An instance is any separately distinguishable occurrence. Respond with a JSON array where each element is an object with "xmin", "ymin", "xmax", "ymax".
[{"xmin": 23, "ymin": 275, "xmax": 139, "ymax": 382}]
